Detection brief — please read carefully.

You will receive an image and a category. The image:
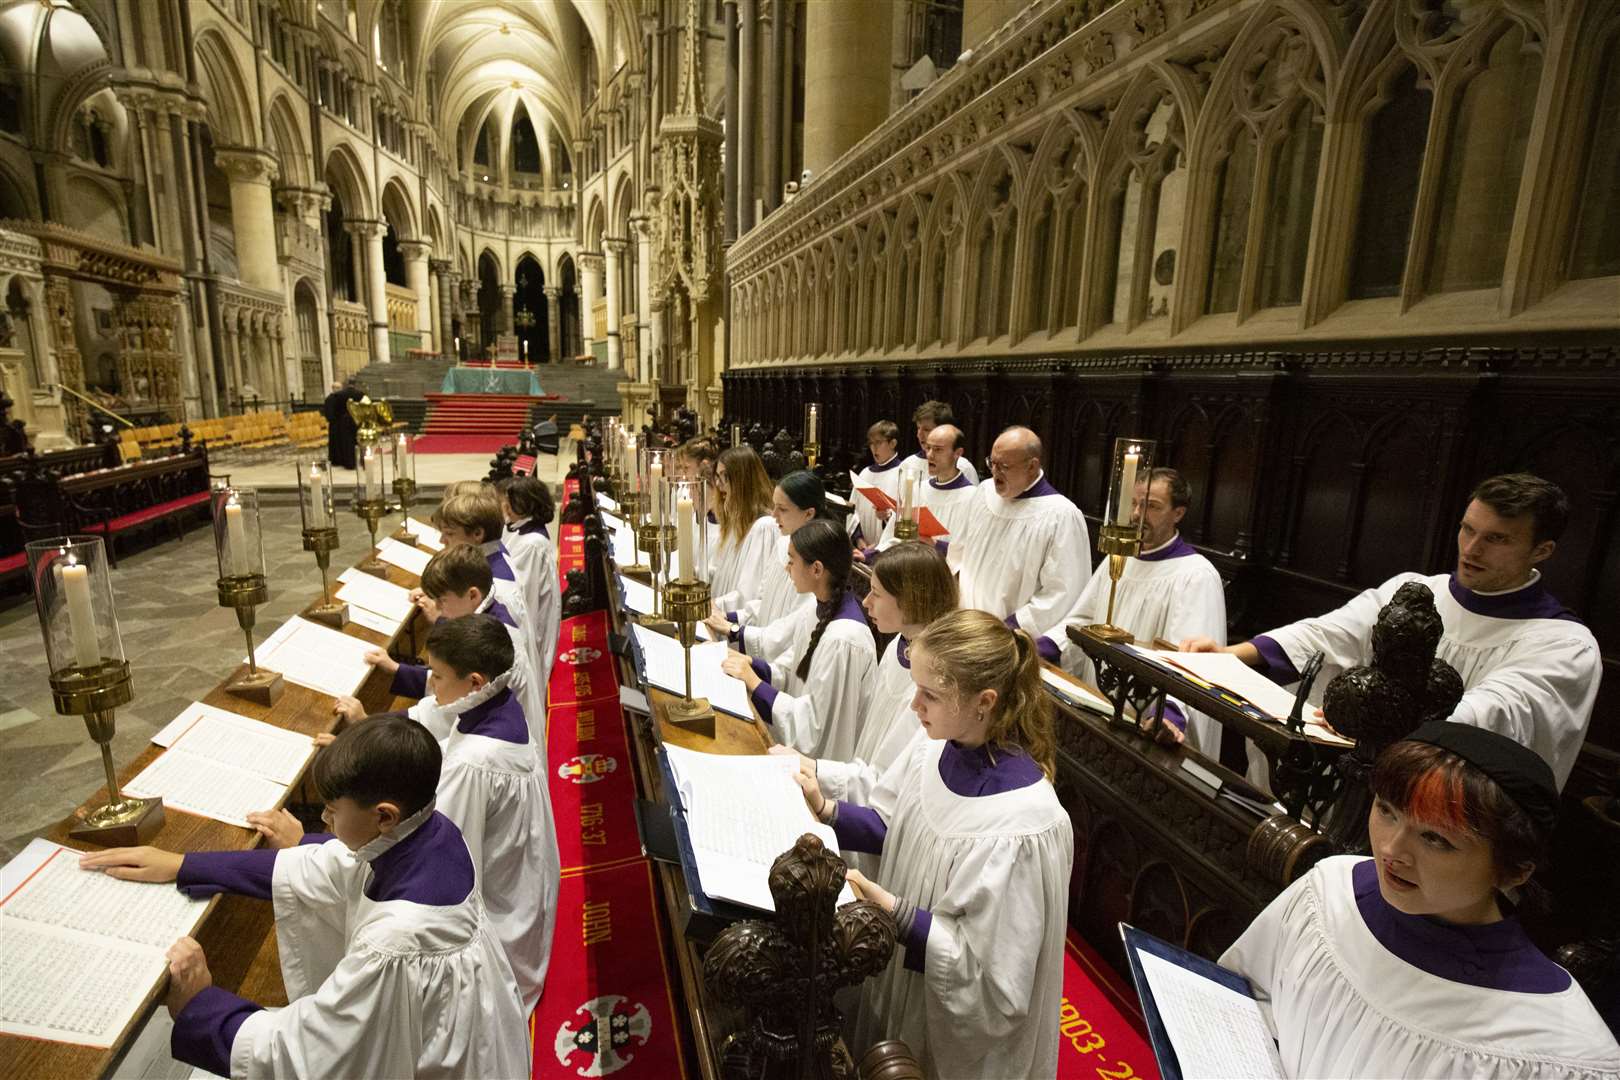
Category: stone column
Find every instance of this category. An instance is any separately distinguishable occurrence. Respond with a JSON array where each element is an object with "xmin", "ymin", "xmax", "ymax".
[
  {"xmin": 631, "ymin": 216, "xmax": 654, "ymax": 377},
  {"xmin": 764, "ymin": 0, "xmax": 783, "ymax": 213},
  {"xmin": 399, "ymin": 240, "xmax": 433, "ymax": 352},
  {"xmin": 723, "ymin": 0, "xmax": 740, "ymax": 241},
  {"xmin": 802, "ymin": 0, "xmax": 893, "ymax": 178},
  {"xmin": 603, "ymin": 238, "xmax": 625, "ymax": 370},
  {"xmin": 579, "ymin": 252, "xmax": 603, "ymax": 354},
  {"xmin": 428, "ymin": 266, "xmax": 442, "ymax": 357},
  {"xmin": 432, "ymin": 260, "xmax": 454, "ymax": 362},
  {"xmin": 499, "ymin": 286, "xmax": 516, "ymax": 334},
  {"xmin": 544, "ymin": 285, "xmax": 562, "ymax": 364},
  {"xmin": 347, "ymin": 219, "xmax": 390, "ymax": 364},
  {"xmin": 214, "ymin": 147, "xmax": 282, "ymax": 292},
  {"xmin": 737, "ymin": 0, "xmax": 757, "ymax": 233}
]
